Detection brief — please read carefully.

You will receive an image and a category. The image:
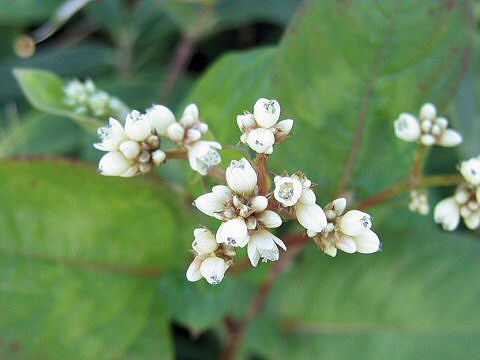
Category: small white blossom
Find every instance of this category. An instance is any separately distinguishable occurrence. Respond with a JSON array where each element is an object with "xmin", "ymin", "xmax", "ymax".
[
  {"xmin": 187, "ymin": 141, "xmax": 222, "ymax": 176},
  {"xmin": 310, "ymin": 198, "xmax": 381, "ymax": 257},
  {"xmin": 434, "ymin": 197, "xmax": 461, "ymax": 231},
  {"xmin": 408, "ymin": 189, "xmax": 429, "ymax": 215},
  {"xmin": 98, "ymin": 151, "xmax": 135, "ymax": 177},
  {"xmin": 144, "ymin": 104, "xmax": 175, "ymax": 136},
  {"xmin": 273, "ymin": 175, "xmax": 303, "ymax": 207},
  {"xmin": 225, "ymin": 158, "xmax": 258, "ymax": 195},
  {"xmin": 200, "ymin": 256, "xmax": 228, "ymax": 285},
  {"xmin": 237, "ymin": 98, "xmax": 294, "ymax": 154},
  {"xmin": 94, "ymin": 118, "xmax": 127, "ymax": 152},
  {"xmin": 394, "ymin": 103, "xmax": 462, "ymax": 147},
  {"xmin": 460, "ymin": 157, "xmax": 480, "ymax": 186}
]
